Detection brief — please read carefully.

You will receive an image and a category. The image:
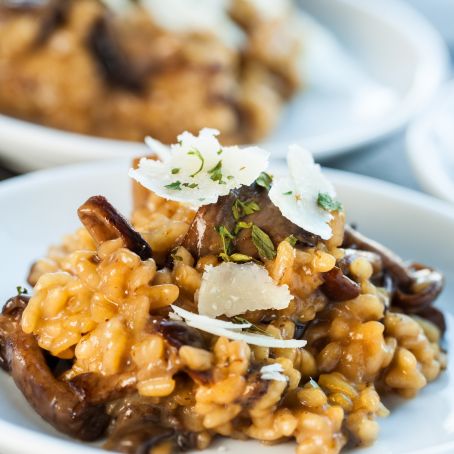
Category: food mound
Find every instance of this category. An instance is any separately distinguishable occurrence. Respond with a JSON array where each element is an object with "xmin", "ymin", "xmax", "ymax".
[
  {"xmin": 0, "ymin": 130, "xmax": 446, "ymax": 454},
  {"xmin": 0, "ymin": 0, "xmax": 302, "ymax": 144}
]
